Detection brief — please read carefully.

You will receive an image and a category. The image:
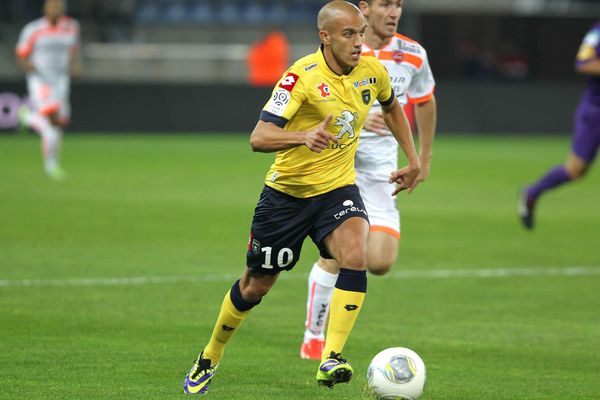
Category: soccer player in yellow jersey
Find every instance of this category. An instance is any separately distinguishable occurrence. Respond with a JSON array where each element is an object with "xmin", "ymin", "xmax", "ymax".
[{"xmin": 183, "ymin": 1, "xmax": 420, "ymax": 394}]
